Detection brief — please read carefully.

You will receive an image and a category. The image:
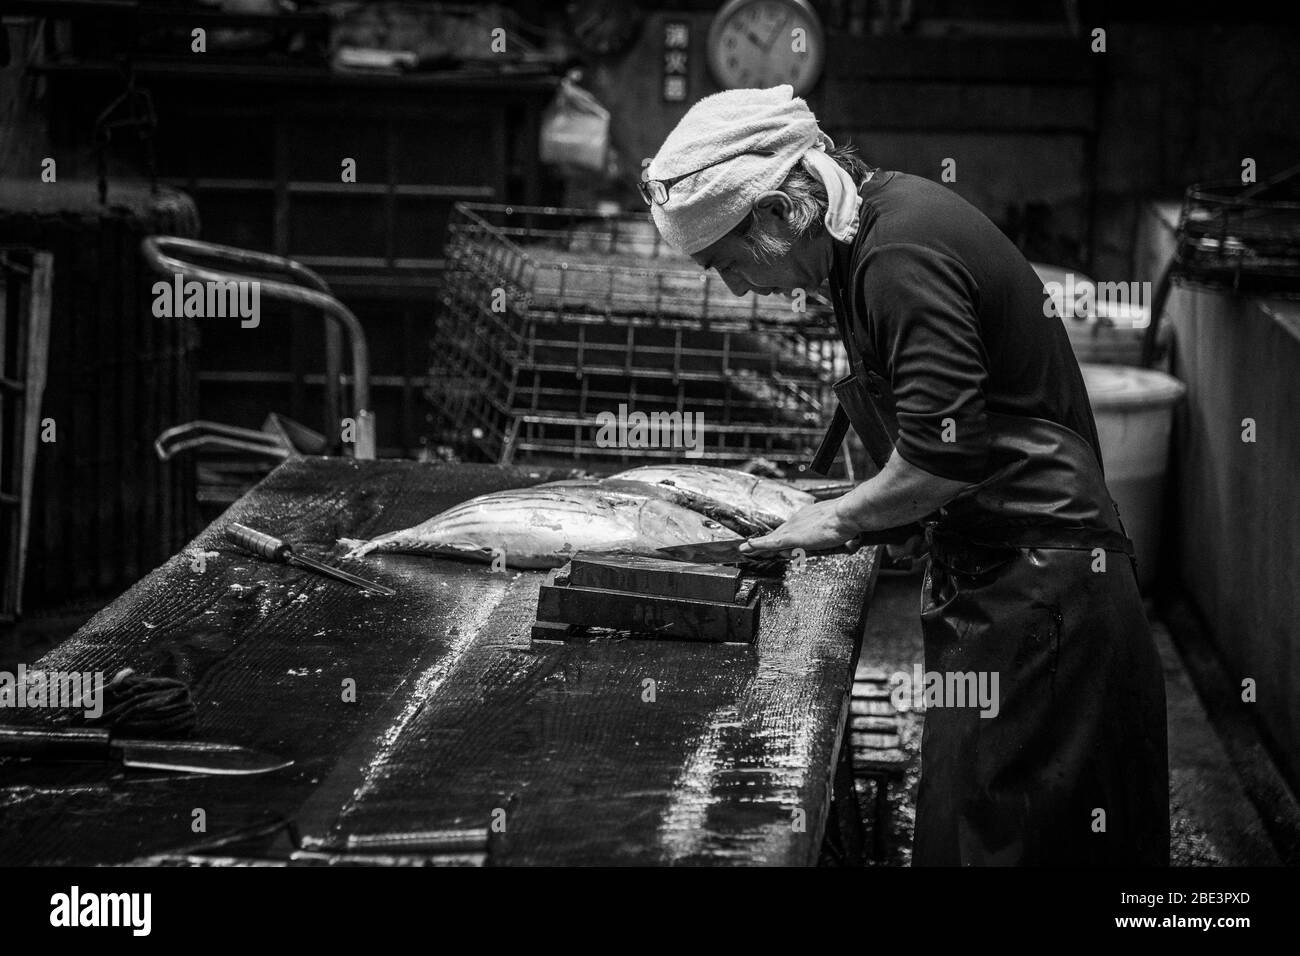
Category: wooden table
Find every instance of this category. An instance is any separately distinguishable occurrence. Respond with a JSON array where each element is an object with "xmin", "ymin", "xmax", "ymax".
[{"xmin": 0, "ymin": 459, "xmax": 879, "ymax": 866}]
